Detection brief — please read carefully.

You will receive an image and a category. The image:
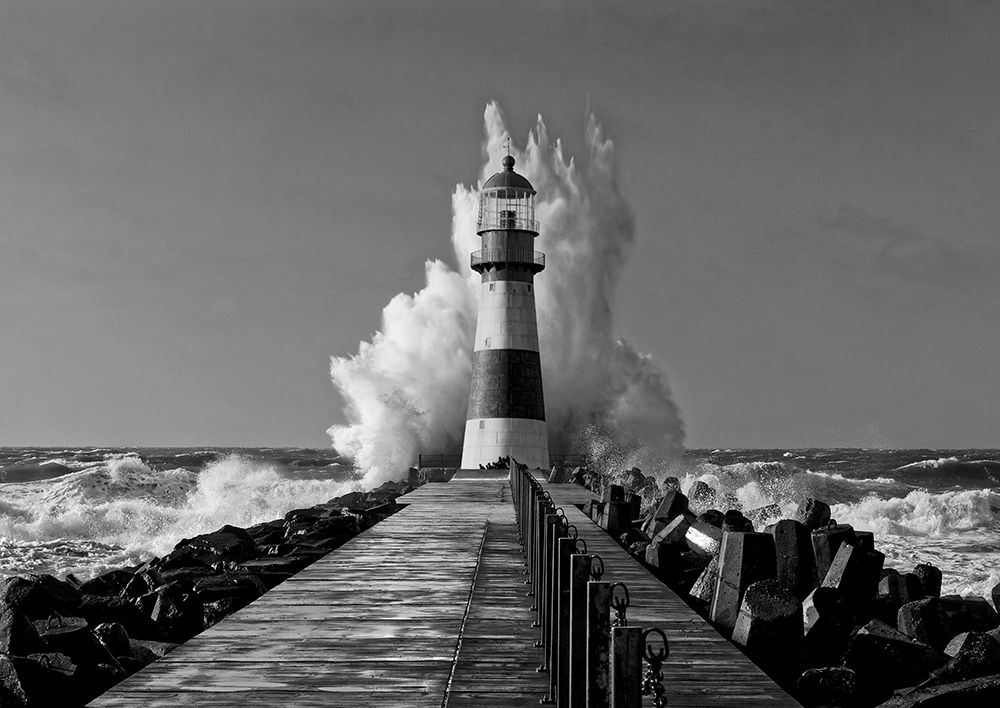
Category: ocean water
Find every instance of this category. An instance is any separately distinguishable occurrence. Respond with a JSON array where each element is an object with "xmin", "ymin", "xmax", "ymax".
[
  {"xmin": 0, "ymin": 447, "xmax": 358, "ymax": 579},
  {"xmin": 678, "ymin": 449, "xmax": 1000, "ymax": 599},
  {"xmin": 1, "ymin": 447, "xmax": 998, "ymax": 601}
]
